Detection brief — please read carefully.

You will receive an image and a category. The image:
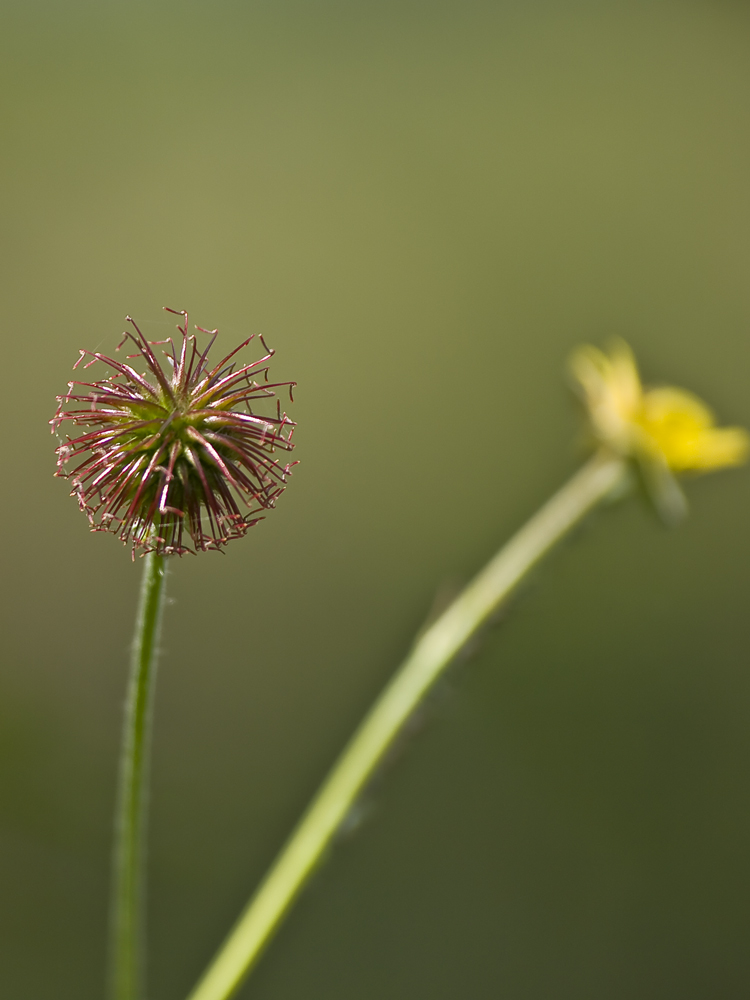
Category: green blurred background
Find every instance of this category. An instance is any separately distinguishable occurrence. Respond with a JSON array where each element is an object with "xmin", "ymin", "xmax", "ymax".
[{"xmin": 2, "ymin": 1, "xmax": 750, "ymax": 997}]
